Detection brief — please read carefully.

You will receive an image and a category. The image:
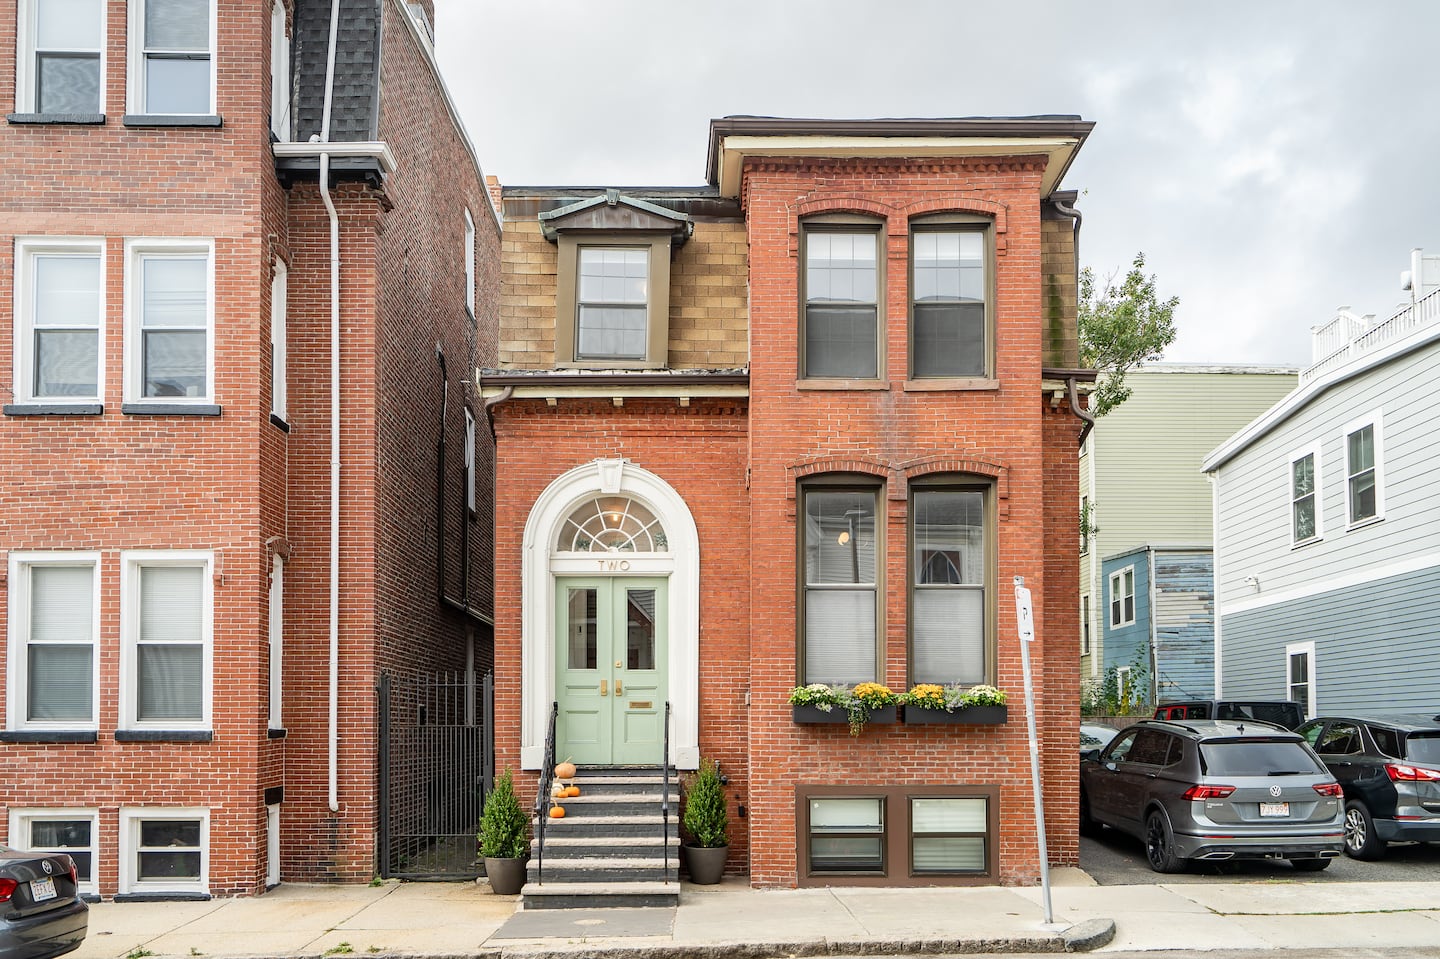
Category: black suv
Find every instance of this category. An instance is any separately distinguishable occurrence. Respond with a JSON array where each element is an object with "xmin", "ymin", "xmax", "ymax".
[
  {"xmin": 1296, "ymin": 714, "xmax": 1440, "ymax": 859},
  {"xmin": 1154, "ymin": 700, "xmax": 1305, "ymax": 730}
]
